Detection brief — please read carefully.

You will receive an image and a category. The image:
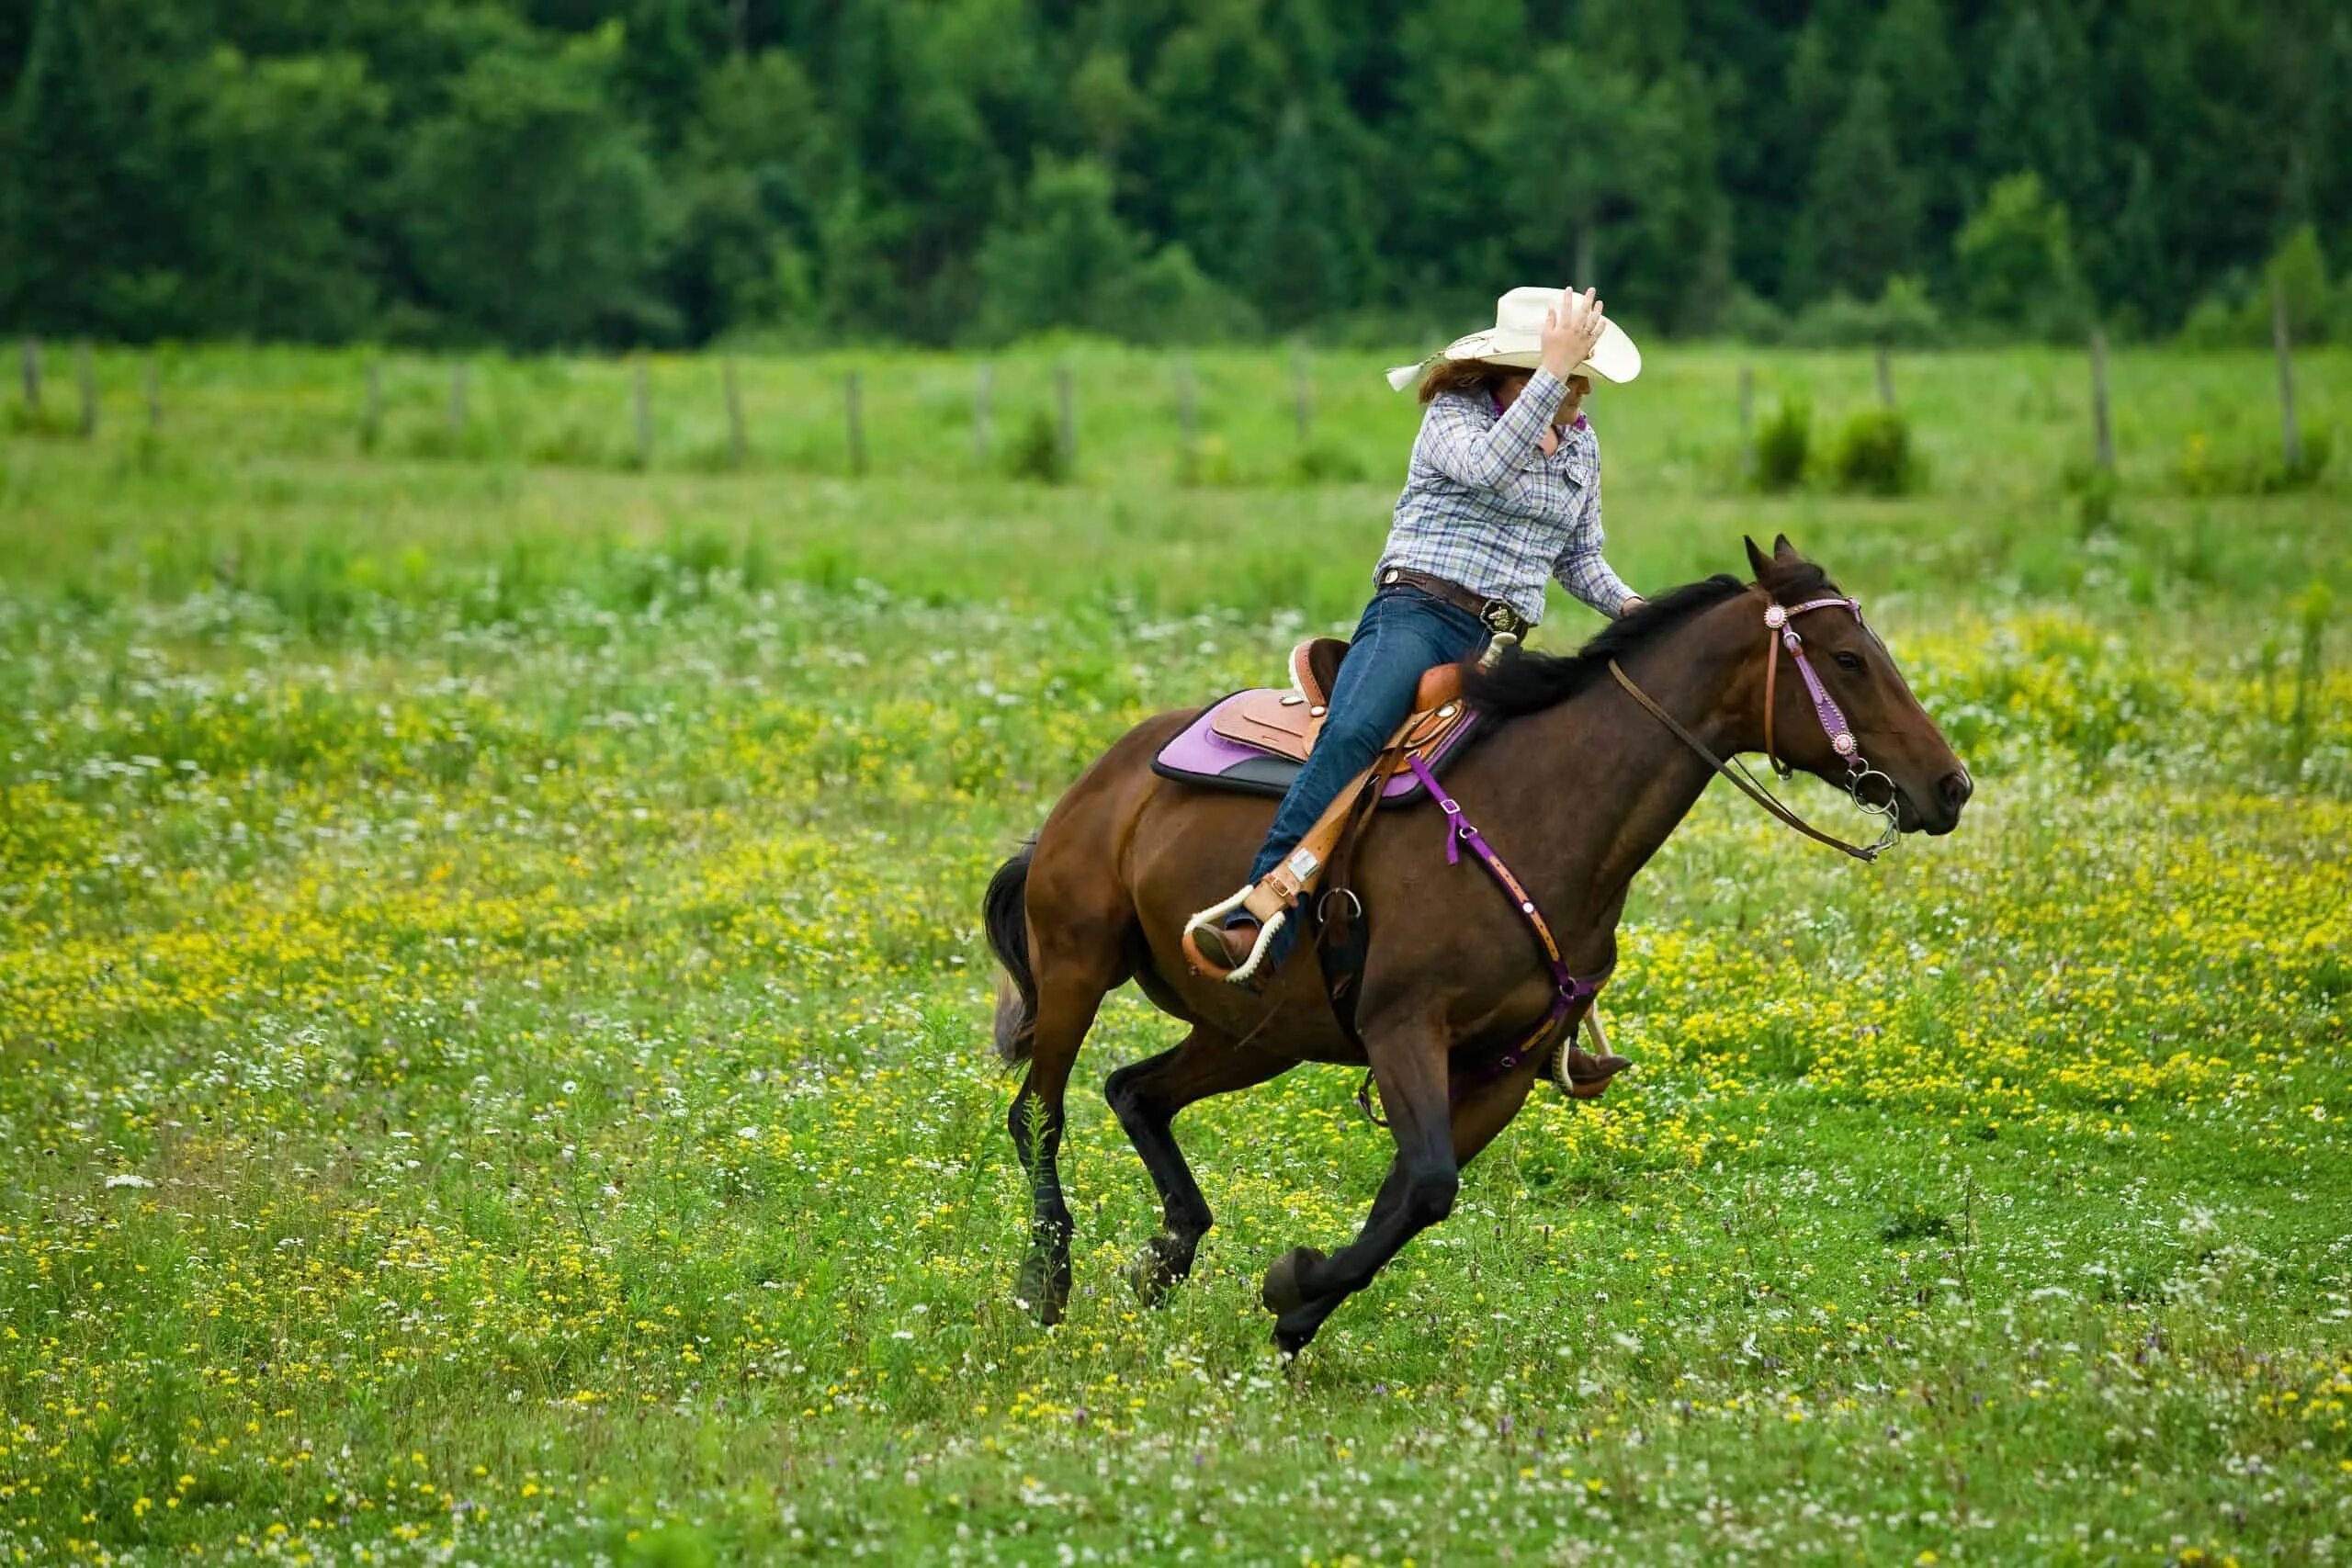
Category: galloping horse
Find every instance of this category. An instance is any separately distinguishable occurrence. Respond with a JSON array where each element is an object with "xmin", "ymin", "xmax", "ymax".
[{"xmin": 982, "ymin": 537, "xmax": 1971, "ymax": 1352}]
